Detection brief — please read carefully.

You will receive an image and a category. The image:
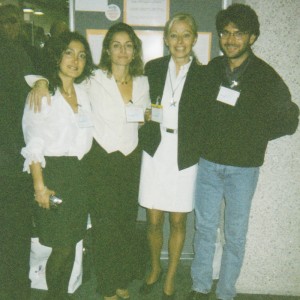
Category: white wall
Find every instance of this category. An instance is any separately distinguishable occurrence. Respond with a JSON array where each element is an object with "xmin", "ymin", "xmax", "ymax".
[{"xmin": 236, "ymin": 0, "xmax": 300, "ymax": 296}]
